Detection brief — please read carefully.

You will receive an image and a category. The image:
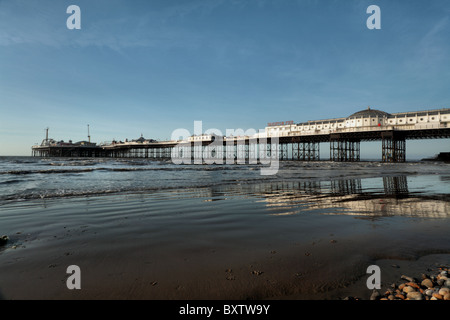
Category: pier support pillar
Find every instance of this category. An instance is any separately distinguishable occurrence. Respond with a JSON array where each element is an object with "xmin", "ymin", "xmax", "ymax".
[
  {"xmin": 330, "ymin": 135, "xmax": 360, "ymax": 162},
  {"xmin": 292, "ymin": 139, "xmax": 320, "ymax": 161},
  {"xmin": 381, "ymin": 132, "xmax": 405, "ymax": 162}
]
